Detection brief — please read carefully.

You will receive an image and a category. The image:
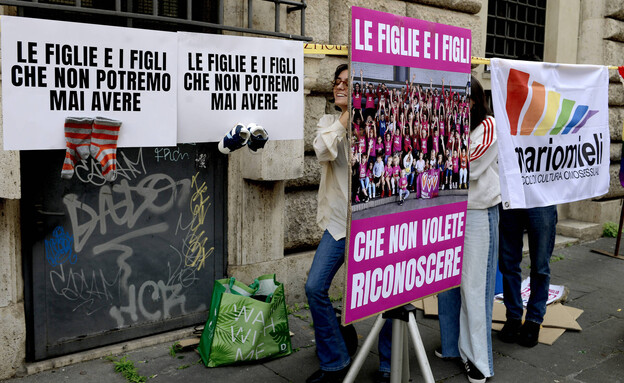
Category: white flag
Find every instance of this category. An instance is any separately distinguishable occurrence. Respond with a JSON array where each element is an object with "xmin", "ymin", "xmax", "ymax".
[{"xmin": 490, "ymin": 58, "xmax": 610, "ymax": 209}]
